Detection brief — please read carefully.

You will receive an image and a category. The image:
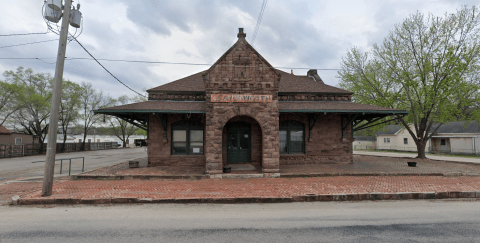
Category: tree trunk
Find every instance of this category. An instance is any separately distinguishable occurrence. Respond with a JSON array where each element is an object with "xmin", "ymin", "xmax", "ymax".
[
  {"xmin": 61, "ymin": 132, "xmax": 67, "ymax": 153},
  {"xmin": 416, "ymin": 140, "xmax": 427, "ymax": 159},
  {"xmin": 82, "ymin": 132, "xmax": 87, "ymax": 151}
]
